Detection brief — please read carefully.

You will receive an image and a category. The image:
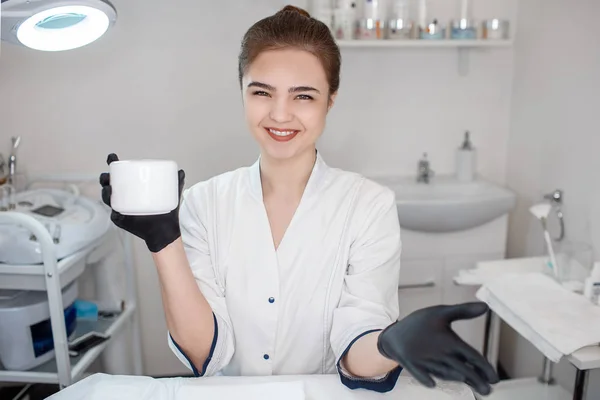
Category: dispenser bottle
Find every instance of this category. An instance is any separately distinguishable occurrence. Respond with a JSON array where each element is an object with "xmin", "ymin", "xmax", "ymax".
[{"xmin": 456, "ymin": 131, "xmax": 476, "ymax": 182}]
